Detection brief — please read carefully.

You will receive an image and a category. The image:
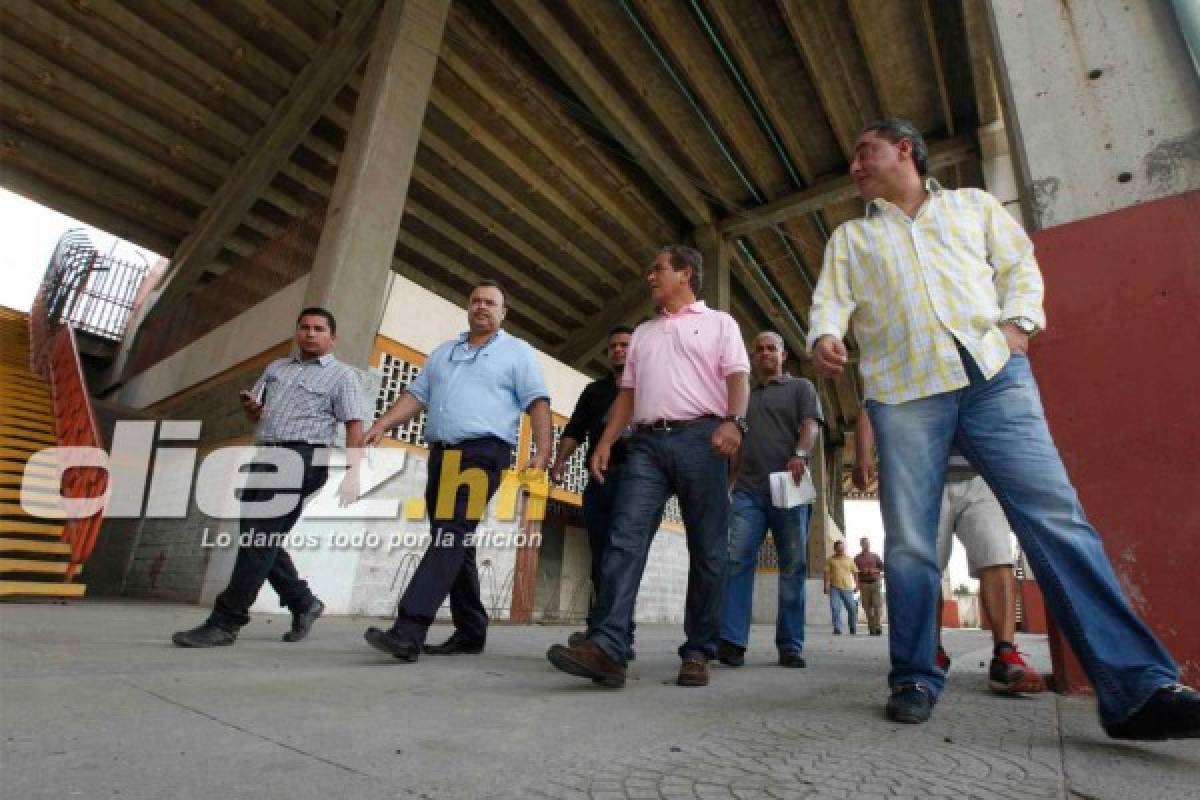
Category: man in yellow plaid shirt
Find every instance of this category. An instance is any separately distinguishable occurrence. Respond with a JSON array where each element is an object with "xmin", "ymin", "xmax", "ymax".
[{"xmin": 808, "ymin": 118, "xmax": 1197, "ymax": 739}]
